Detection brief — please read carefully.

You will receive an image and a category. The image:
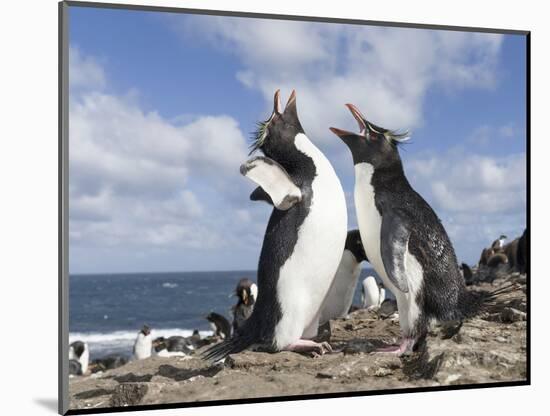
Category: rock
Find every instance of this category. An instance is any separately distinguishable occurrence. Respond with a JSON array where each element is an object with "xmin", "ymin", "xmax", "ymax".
[
  {"xmin": 113, "ymin": 373, "xmax": 153, "ymax": 383},
  {"xmin": 68, "ymin": 272, "xmax": 526, "ymax": 411},
  {"xmin": 110, "ymin": 383, "xmax": 149, "ymax": 407},
  {"xmin": 501, "ymin": 307, "xmax": 527, "ymax": 323}
]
